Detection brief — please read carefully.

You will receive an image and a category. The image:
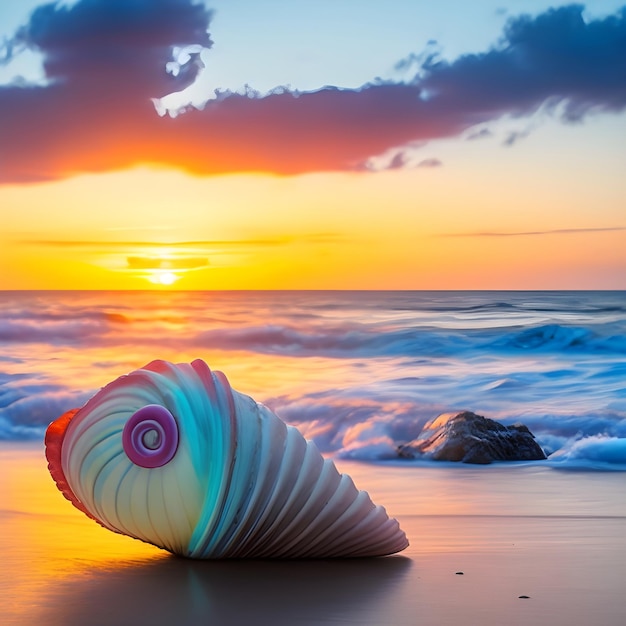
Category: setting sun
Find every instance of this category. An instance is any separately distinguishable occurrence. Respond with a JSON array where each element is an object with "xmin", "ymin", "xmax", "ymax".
[{"xmin": 147, "ymin": 270, "xmax": 179, "ymax": 286}]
